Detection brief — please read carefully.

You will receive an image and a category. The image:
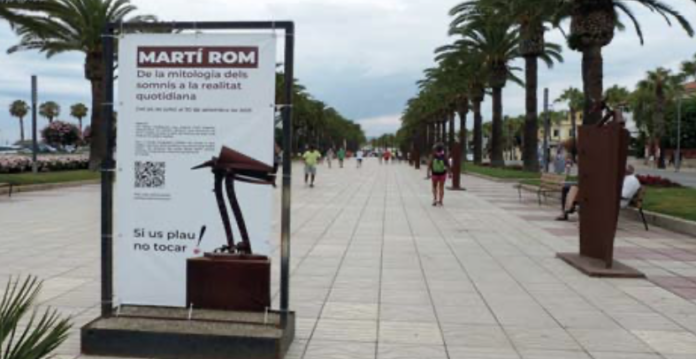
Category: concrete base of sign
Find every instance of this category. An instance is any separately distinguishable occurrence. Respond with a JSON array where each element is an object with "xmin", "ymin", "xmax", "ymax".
[
  {"xmin": 557, "ymin": 253, "xmax": 645, "ymax": 278},
  {"xmin": 81, "ymin": 306, "xmax": 295, "ymax": 359}
]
